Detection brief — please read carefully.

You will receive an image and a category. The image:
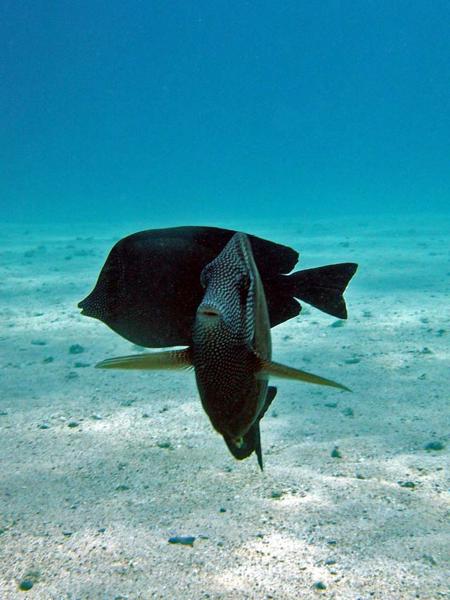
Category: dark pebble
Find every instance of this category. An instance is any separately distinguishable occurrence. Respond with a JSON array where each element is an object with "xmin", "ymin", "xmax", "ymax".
[
  {"xmin": 424, "ymin": 440, "xmax": 445, "ymax": 451},
  {"xmin": 342, "ymin": 407, "xmax": 354, "ymax": 417},
  {"xmin": 219, "ymin": 507, "xmax": 227, "ymax": 513},
  {"xmin": 270, "ymin": 490, "xmax": 283, "ymax": 499},
  {"xmin": 313, "ymin": 581, "xmax": 327, "ymax": 590},
  {"xmin": 69, "ymin": 344, "xmax": 84, "ymax": 354},
  {"xmin": 18, "ymin": 579, "xmax": 34, "ymax": 591},
  {"xmin": 115, "ymin": 484, "xmax": 130, "ymax": 491},
  {"xmin": 168, "ymin": 536, "xmax": 196, "ymax": 546},
  {"xmin": 38, "ymin": 423, "xmax": 50, "ymax": 430},
  {"xmin": 31, "ymin": 339, "xmax": 46, "ymax": 346},
  {"xmin": 398, "ymin": 480, "xmax": 416, "ymax": 489},
  {"xmin": 67, "ymin": 421, "xmax": 79, "ymax": 428},
  {"xmin": 62, "ymin": 530, "xmax": 73, "ymax": 536},
  {"xmin": 157, "ymin": 441, "xmax": 172, "ymax": 449},
  {"xmin": 43, "ymin": 356, "xmax": 54, "ymax": 363},
  {"xmin": 331, "ymin": 446, "xmax": 342, "ymax": 458},
  {"xmin": 74, "ymin": 362, "xmax": 90, "ymax": 368}
]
